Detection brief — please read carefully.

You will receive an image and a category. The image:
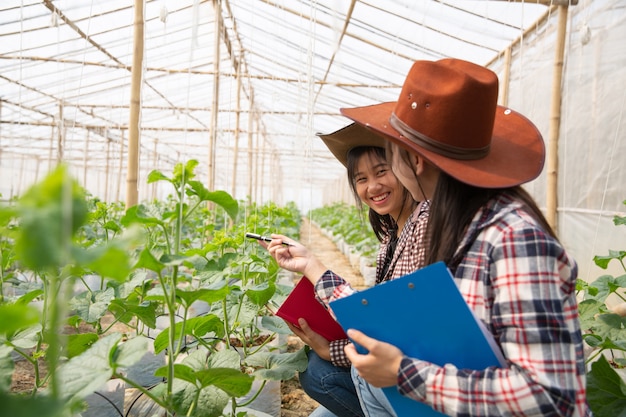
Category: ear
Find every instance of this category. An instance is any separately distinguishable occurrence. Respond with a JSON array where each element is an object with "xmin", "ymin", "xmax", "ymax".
[{"xmin": 414, "ymin": 154, "xmax": 425, "ymax": 176}]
